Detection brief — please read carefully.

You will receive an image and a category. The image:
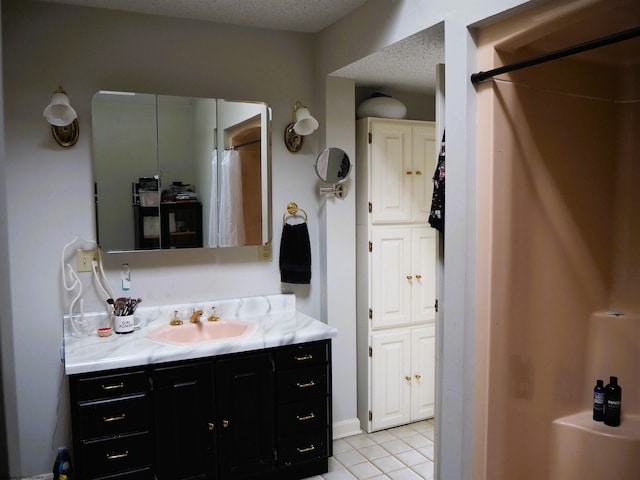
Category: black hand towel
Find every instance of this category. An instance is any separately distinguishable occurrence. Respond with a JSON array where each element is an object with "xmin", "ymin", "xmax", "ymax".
[{"xmin": 279, "ymin": 222, "xmax": 311, "ymax": 284}]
